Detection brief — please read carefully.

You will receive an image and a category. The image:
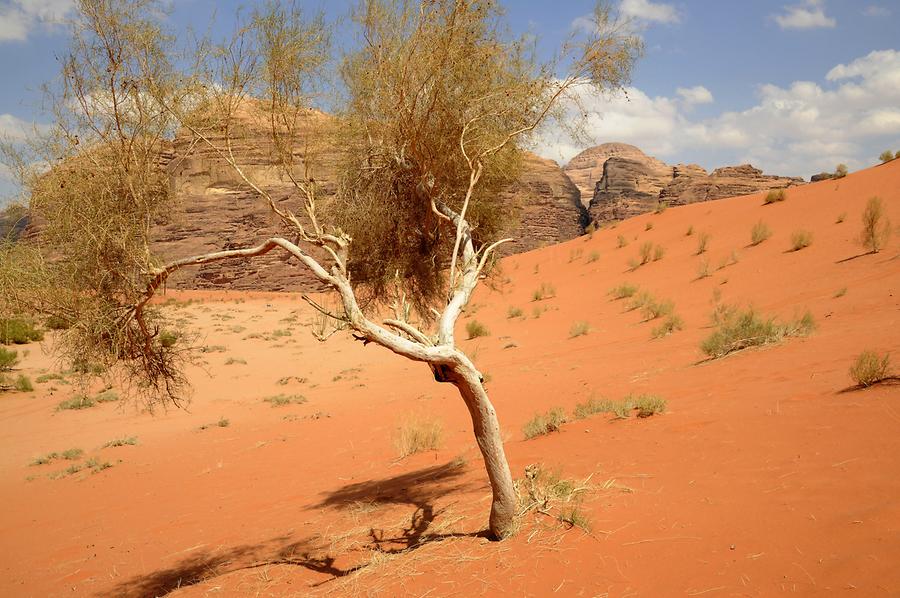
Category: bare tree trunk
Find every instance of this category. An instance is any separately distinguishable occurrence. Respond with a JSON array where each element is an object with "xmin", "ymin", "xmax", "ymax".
[{"xmin": 444, "ymin": 358, "xmax": 516, "ymax": 539}]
